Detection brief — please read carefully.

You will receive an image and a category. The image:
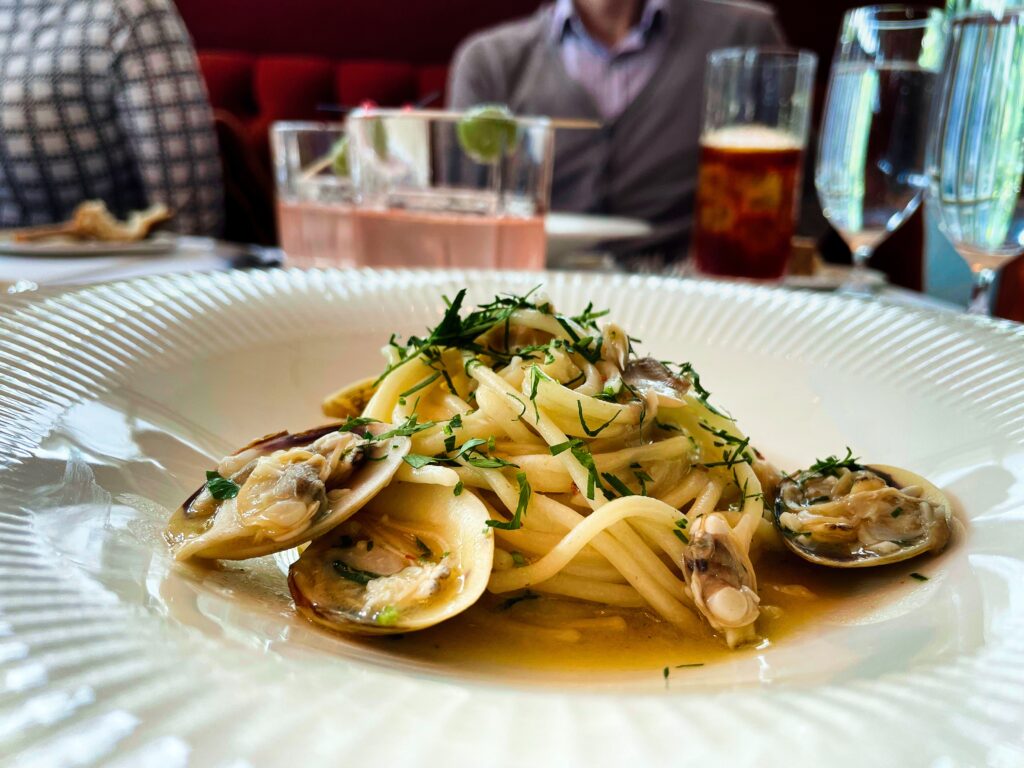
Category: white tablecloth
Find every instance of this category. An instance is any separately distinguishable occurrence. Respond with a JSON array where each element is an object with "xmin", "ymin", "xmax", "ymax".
[
  {"xmin": 0, "ymin": 236, "xmax": 281, "ymax": 289},
  {"xmin": 0, "ymin": 238, "xmax": 960, "ymax": 315}
]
